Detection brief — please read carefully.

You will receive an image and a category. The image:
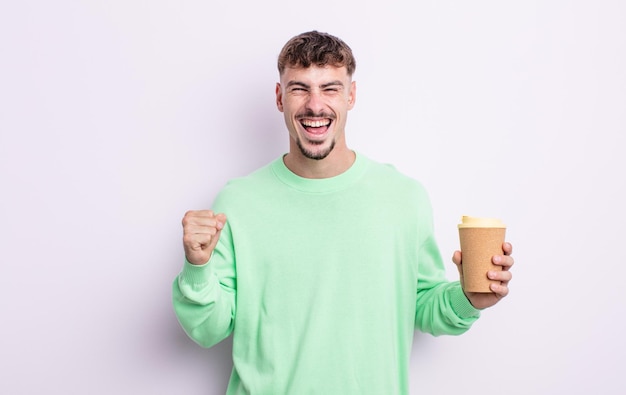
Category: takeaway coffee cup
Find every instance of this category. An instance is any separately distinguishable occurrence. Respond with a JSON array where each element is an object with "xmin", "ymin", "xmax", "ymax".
[{"xmin": 458, "ymin": 216, "xmax": 506, "ymax": 293}]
